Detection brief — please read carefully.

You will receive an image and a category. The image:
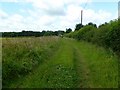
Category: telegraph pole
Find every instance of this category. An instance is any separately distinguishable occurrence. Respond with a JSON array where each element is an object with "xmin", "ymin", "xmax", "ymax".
[{"xmin": 81, "ymin": 10, "xmax": 83, "ymax": 25}]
